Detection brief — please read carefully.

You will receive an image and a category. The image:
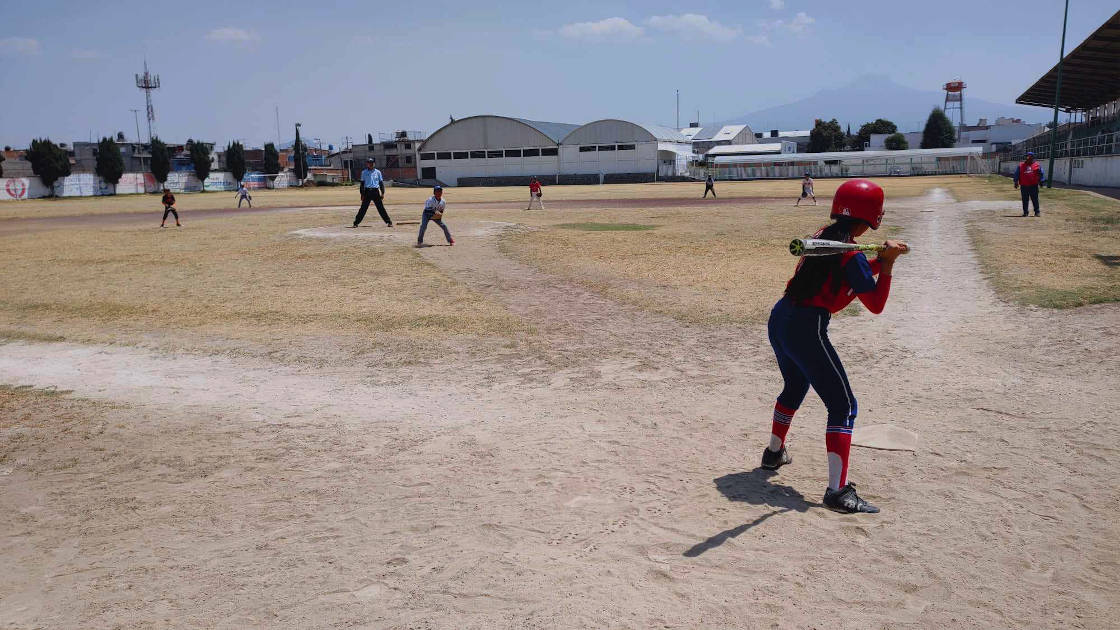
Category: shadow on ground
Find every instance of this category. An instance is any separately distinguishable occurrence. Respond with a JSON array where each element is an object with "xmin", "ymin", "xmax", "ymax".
[{"xmin": 683, "ymin": 468, "xmax": 816, "ymax": 558}]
